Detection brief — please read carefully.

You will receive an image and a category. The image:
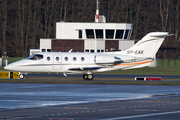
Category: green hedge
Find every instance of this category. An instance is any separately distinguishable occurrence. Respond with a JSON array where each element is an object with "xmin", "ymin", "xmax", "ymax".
[{"xmin": 157, "ymin": 59, "xmax": 180, "ymax": 68}]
